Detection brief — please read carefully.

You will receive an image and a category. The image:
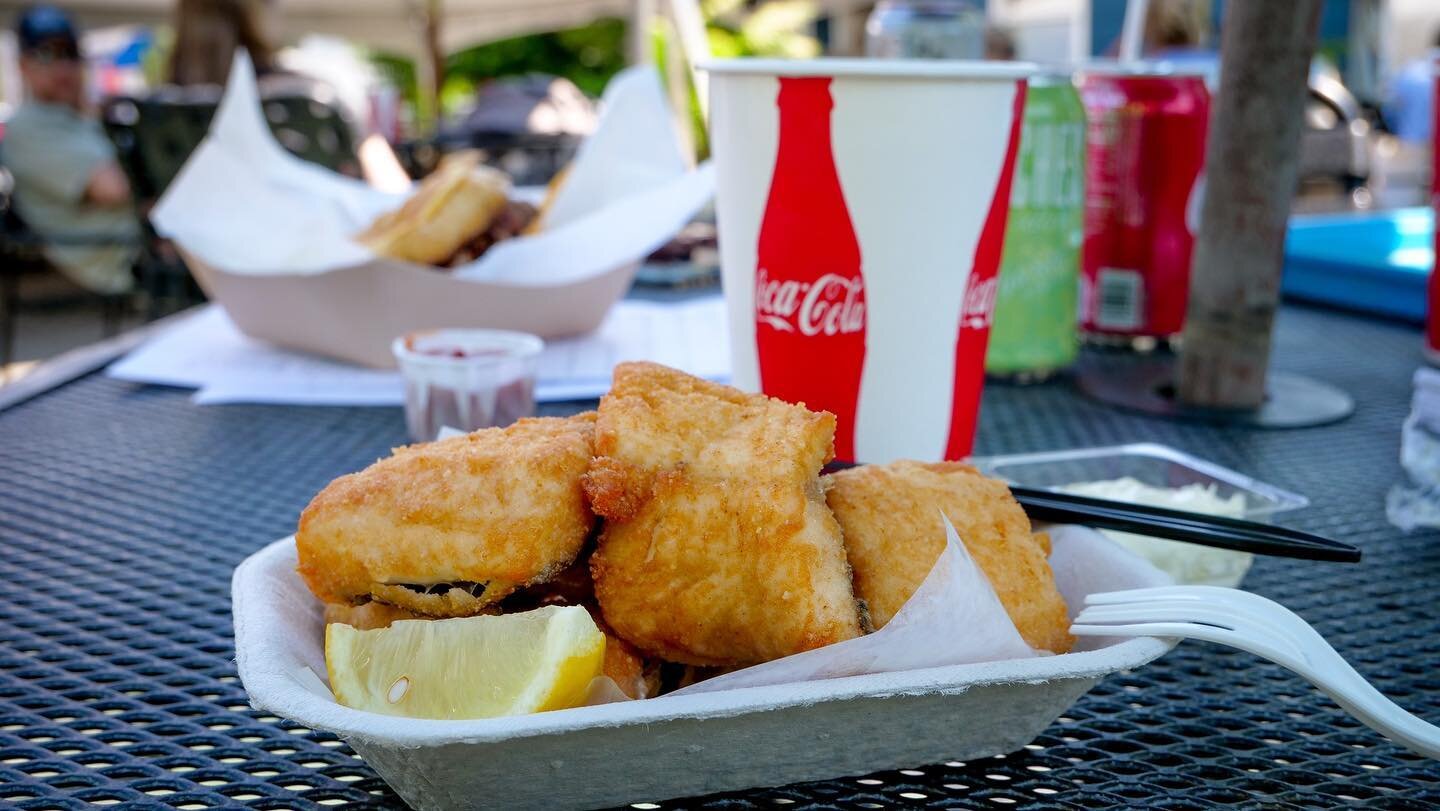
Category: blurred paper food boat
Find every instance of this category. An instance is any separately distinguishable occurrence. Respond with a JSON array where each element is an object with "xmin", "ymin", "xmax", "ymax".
[{"xmin": 152, "ymin": 53, "xmax": 716, "ymax": 369}]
